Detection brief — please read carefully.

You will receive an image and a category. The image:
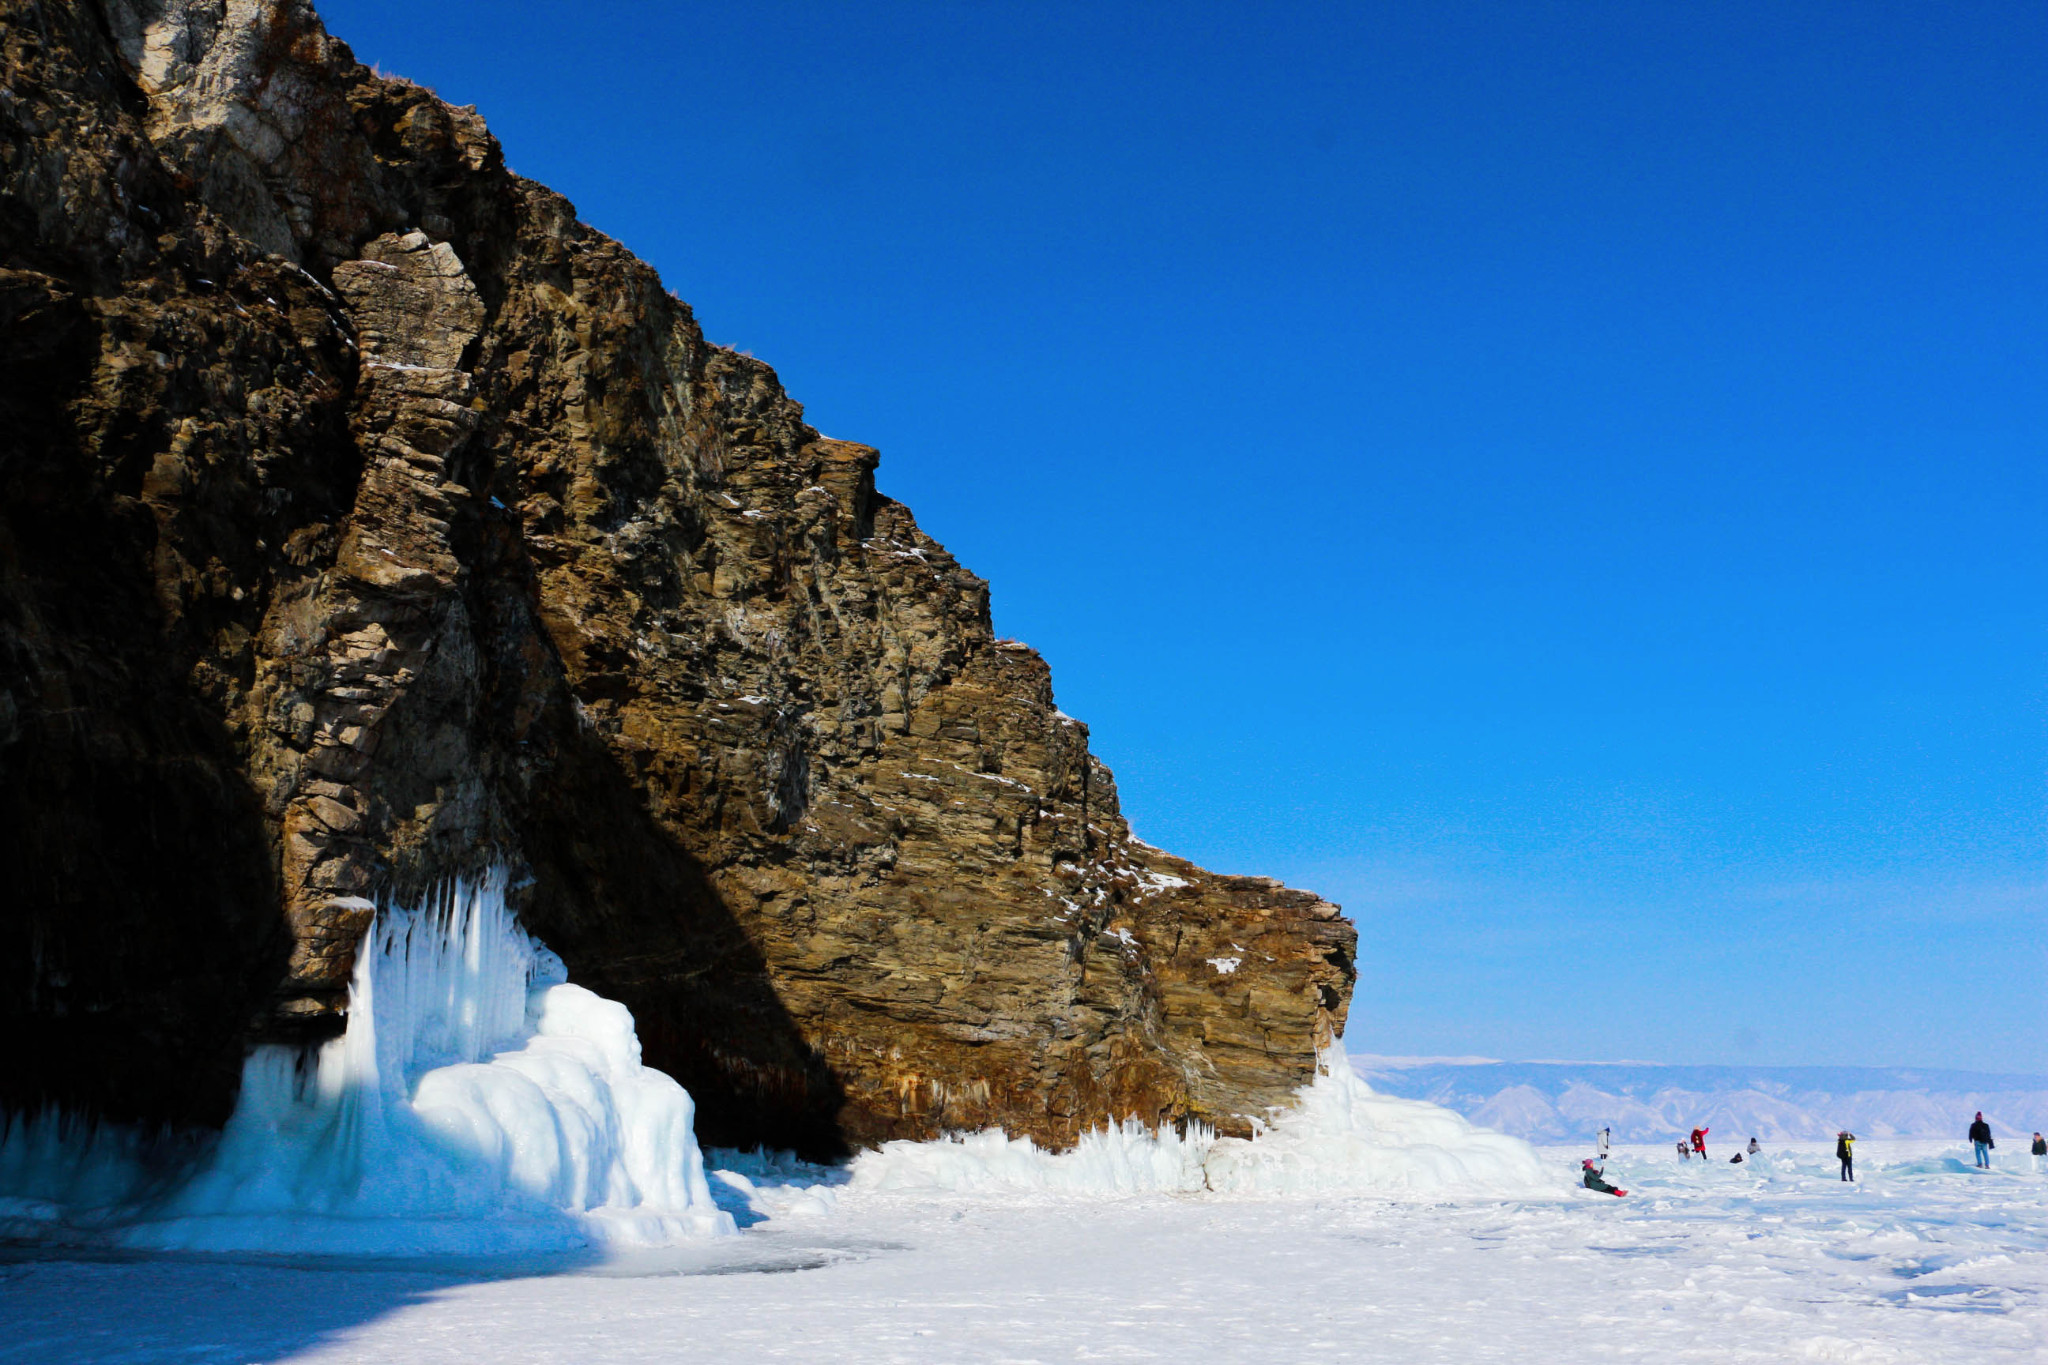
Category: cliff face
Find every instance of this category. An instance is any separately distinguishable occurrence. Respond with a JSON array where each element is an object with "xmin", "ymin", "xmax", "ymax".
[{"xmin": 0, "ymin": 0, "xmax": 1355, "ymax": 1154}]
